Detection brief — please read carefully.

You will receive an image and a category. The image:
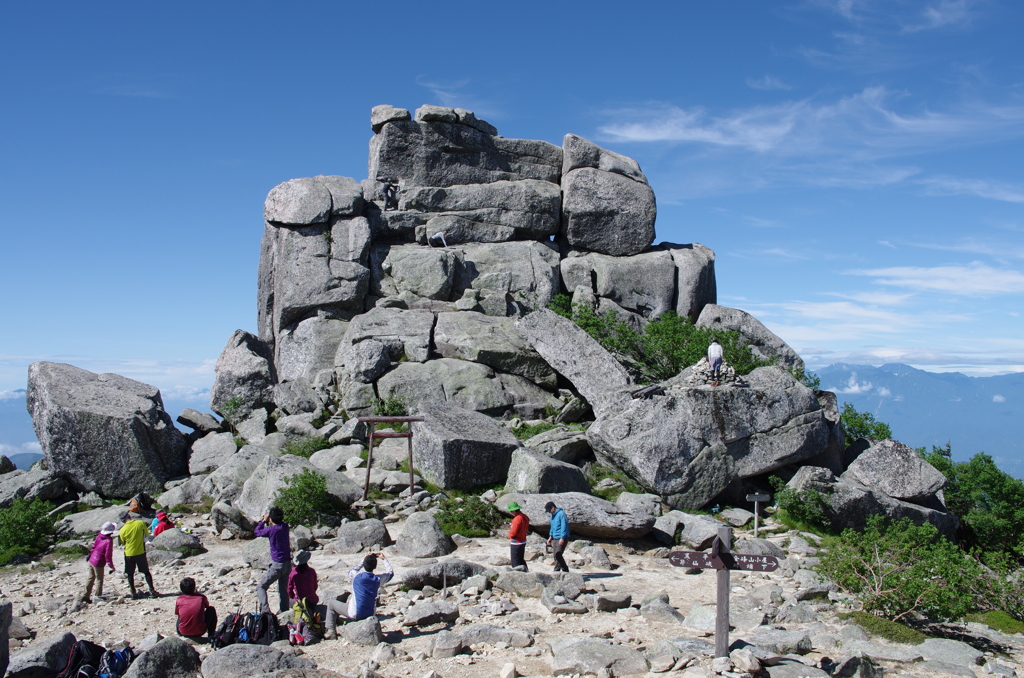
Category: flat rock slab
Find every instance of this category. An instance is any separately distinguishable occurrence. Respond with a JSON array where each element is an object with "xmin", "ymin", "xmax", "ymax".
[
  {"xmin": 402, "ymin": 600, "xmax": 460, "ymax": 627},
  {"xmin": 399, "ymin": 559, "xmax": 486, "ymax": 590},
  {"xmin": 497, "ymin": 492, "xmax": 654, "ymax": 539},
  {"xmin": 458, "ymin": 624, "xmax": 533, "ymax": 647},
  {"xmin": 550, "ymin": 637, "xmax": 649, "ymax": 676},
  {"xmin": 918, "ymin": 638, "xmax": 984, "ymax": 668},
  {"xmin": 765, "ymin": 659, "xmax": 830, "ymax": 678},
  {"xmin": 841, "ymin": 639, "xmax": 924, "ymax": 662},
  {"xmin": 745, "ymin": 628, "xmax": 813, "ymax": 655},
  {"xmin": 202, "ymin": 644, "xmax": 315, "ymax": 678}
]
